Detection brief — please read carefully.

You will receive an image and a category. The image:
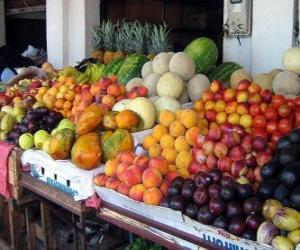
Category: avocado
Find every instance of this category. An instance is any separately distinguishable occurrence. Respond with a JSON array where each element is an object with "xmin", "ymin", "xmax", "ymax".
[
  {"xmin": 274, "ymin": 184, "xmax": 289, "ymax": 201},
  {"xmin": 279, "ymin": 163, "xmax": 300, "ymax": 188},
  {"xmin": 290, "ymin": 184, "xmax": 300, "ymax": 209},
  {"xmin": 289, "ymin": 129, "xmax": 300, "ymax": 144},
  {"xmin": 277, "ymin": 135, "xmax": 291, "ymax": 150},
  {"xmin": 279, "ymin": 145, "xmax": 300, "ymax": 166},
  {"xmin": 257, "ymin": 179, "xmax": 278, "ymax": 199}
]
